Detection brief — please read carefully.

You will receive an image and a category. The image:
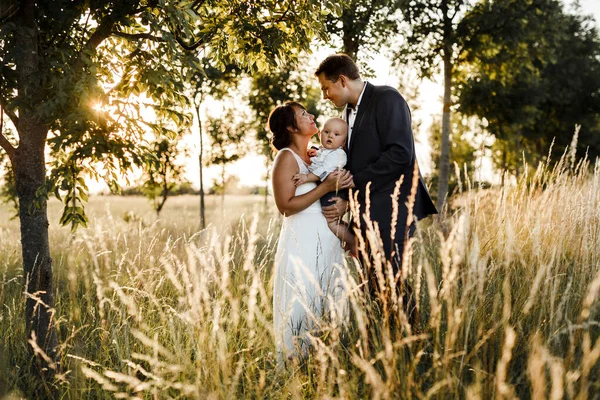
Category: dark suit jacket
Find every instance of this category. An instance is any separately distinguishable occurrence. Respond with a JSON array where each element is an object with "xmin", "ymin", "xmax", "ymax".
[{"xmin": 344, "ymin": 83, "xmax": 437, "ymax": 233}]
